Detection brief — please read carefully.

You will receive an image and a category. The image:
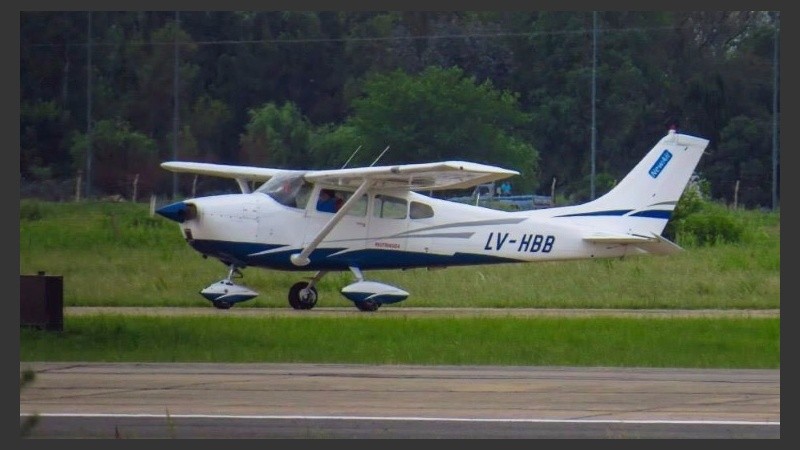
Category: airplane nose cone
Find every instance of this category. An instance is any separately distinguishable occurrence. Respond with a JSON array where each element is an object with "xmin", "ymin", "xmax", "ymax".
[{"xmin": 156, "ymin": 201, "xmax": 190, "ymax": 223}]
